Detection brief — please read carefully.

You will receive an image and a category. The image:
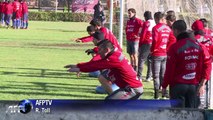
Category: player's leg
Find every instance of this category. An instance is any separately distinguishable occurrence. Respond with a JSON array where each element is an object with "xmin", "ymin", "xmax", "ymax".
[{"xmin": 105, "ymin": 87, "xmax": 143, "ymax": 100}]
